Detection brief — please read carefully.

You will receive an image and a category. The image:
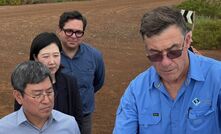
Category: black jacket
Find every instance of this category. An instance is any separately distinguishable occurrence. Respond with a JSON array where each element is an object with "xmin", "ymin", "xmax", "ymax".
[{"xmin": 14, "ymin": 69, "xmax": 83, "ymax": 131}]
